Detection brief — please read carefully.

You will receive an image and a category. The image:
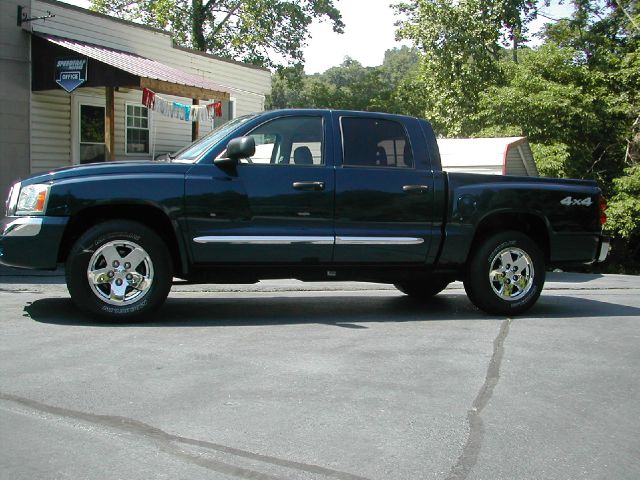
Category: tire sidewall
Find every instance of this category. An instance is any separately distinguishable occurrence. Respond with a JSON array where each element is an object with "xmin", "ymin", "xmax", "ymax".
[
  {"xmin": 465, "ymin": 232, "xmax": 545, "ymax": 315},
  {"xmin": 66, "ymin": 221, "xmax": 172, "ymax": 321}
]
